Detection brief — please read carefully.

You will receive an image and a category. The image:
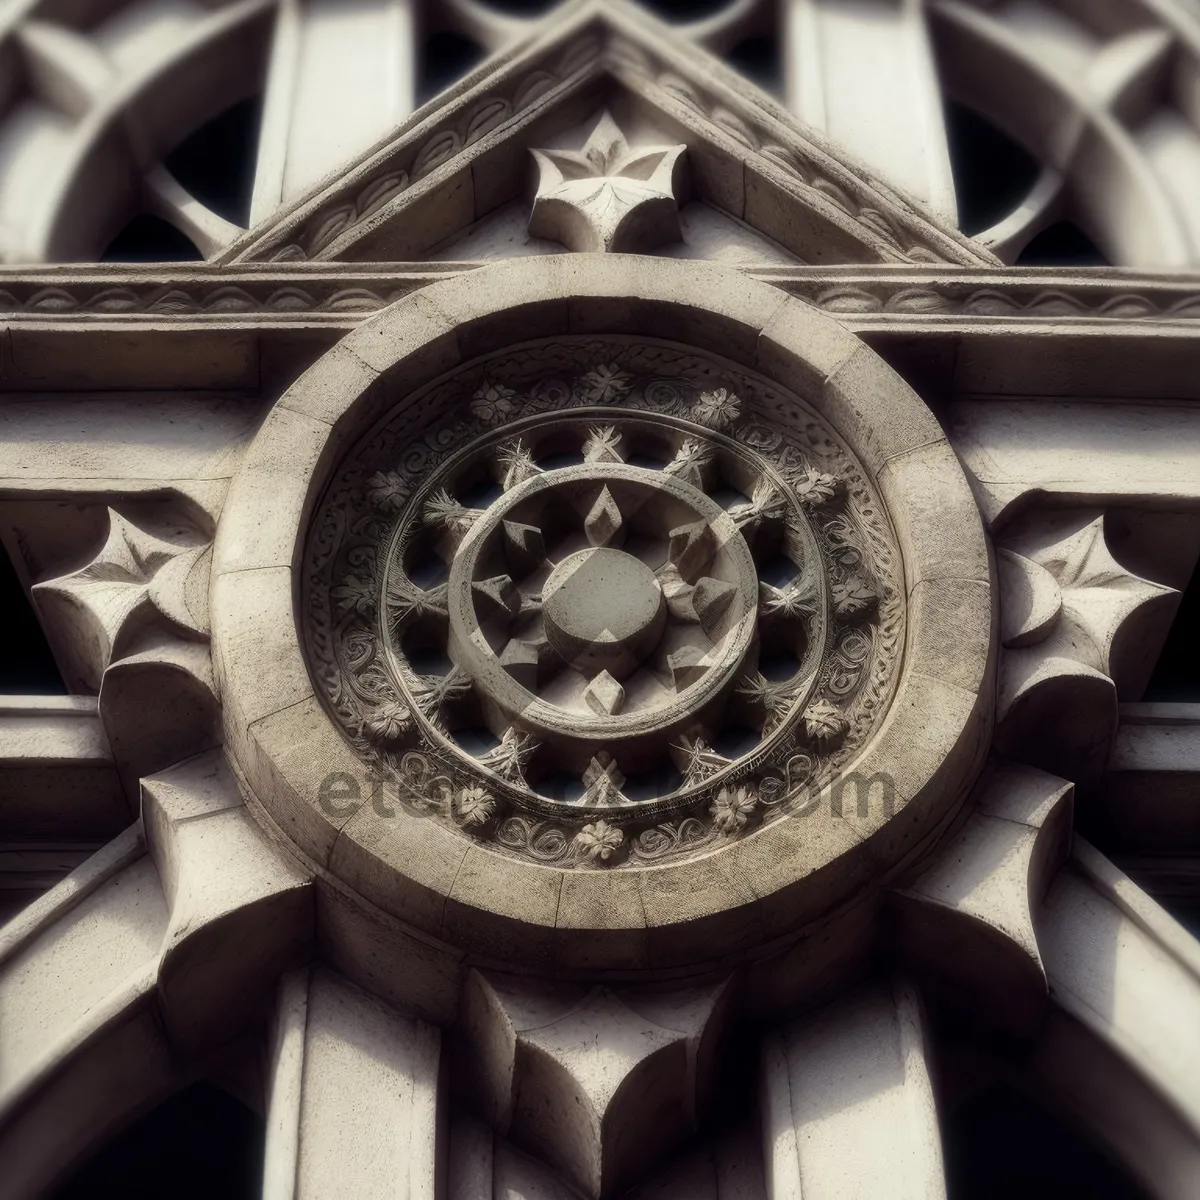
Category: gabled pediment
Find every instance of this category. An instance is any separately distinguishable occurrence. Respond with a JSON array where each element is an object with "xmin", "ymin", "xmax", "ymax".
[{"xmin": 221, "ymin": 1, "xmax": 996, "ymax": 268}]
